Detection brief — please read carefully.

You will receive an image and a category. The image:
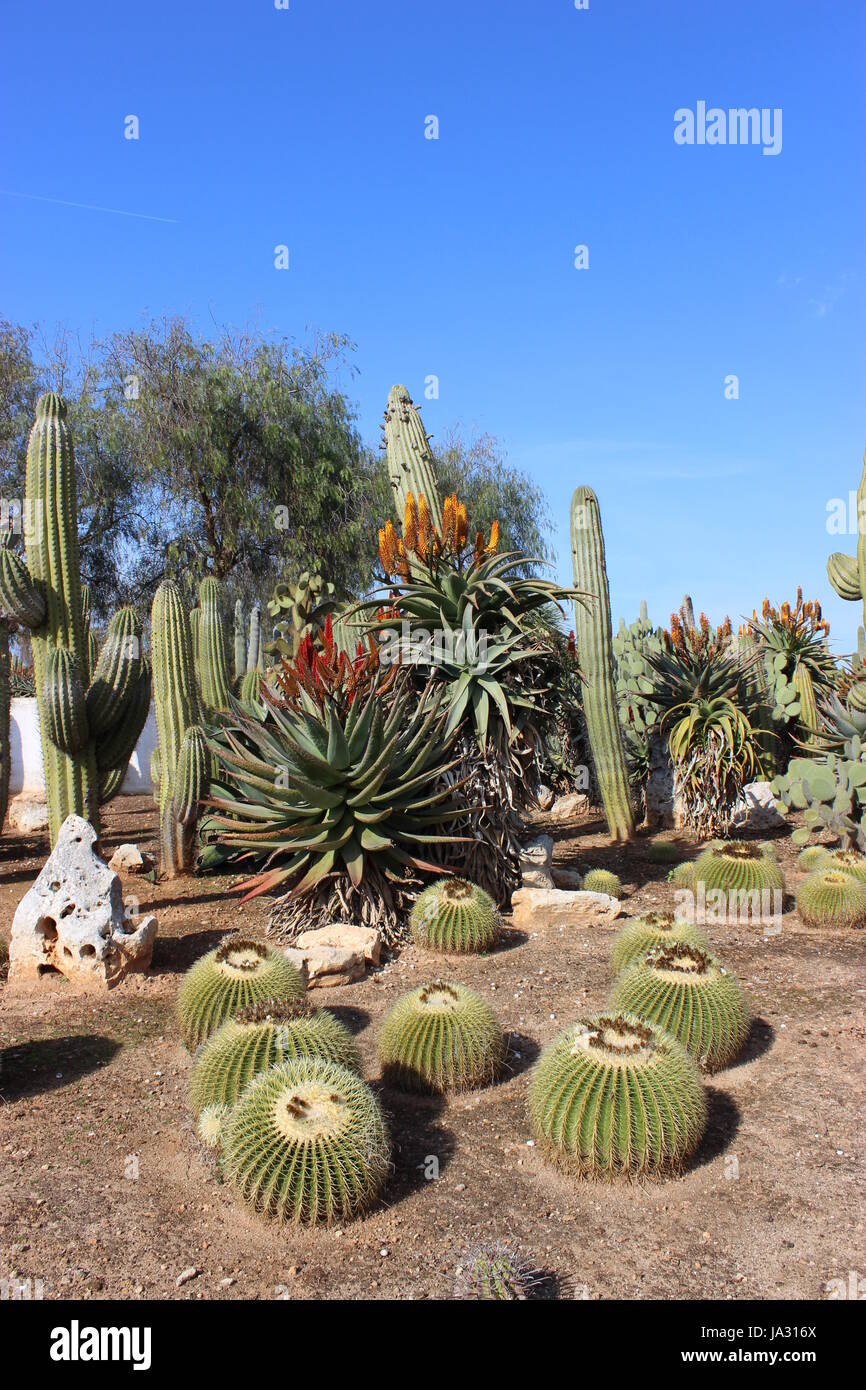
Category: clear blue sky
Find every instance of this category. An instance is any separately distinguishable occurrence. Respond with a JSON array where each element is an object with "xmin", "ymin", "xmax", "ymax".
[{"xmin": 2, "ymin": 1, "xmax": 864, "ymax": 646}]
